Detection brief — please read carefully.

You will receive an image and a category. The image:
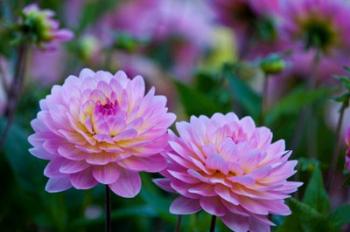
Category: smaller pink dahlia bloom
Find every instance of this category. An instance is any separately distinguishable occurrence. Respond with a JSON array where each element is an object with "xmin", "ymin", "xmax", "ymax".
[
  {"xmin": 345, "ymin": 128, "xmax": 350, "ymax": 171},
  {"xmin": 22, "ymin": 4, "xmax": 73, "ymax": 49},
  {"xmin": 28, "ymin": 69, "xmax": 176, "ymax": 197},
  {"xmin": 155, "ymin": 113, "xmax": 302, "ymax": 231}
]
